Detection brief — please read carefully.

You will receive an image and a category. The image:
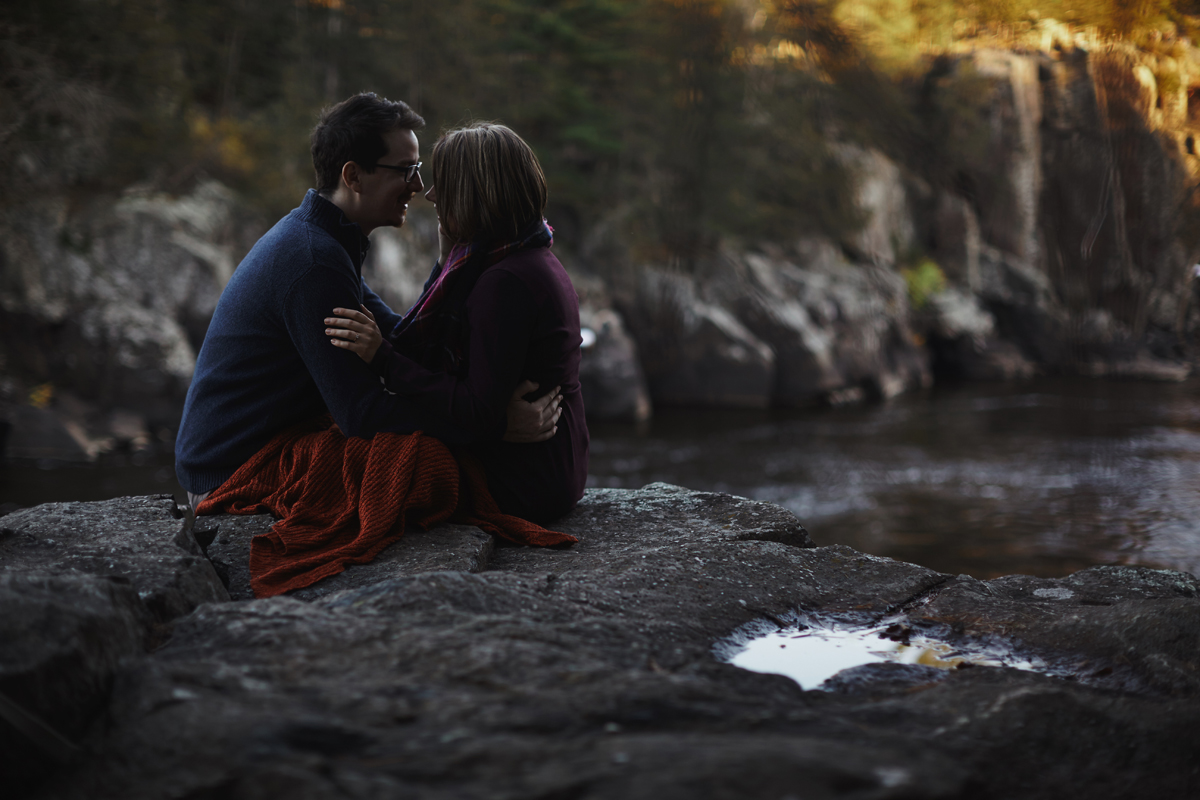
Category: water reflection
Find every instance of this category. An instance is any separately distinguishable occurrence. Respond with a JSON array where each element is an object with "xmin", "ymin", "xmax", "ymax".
[
  {"xmin": 588, "ymin": 378, "xmax": 1200, "ymax": 579},
  {"xmin": 0, "ymin": 450, "xmax": 182, "ymax": 510},
  {"xmin": 726, "ymin": 618, "xmax": 1041, "ymax": 690}
]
